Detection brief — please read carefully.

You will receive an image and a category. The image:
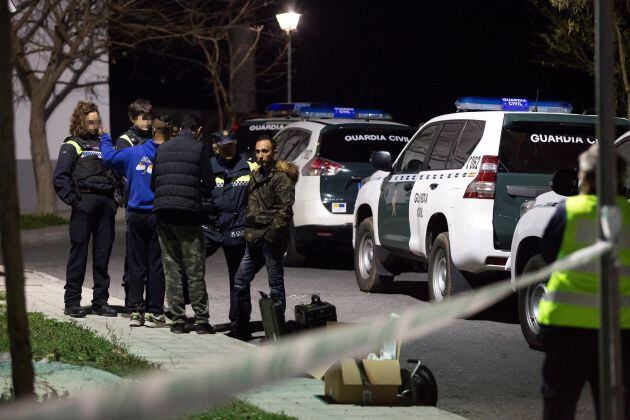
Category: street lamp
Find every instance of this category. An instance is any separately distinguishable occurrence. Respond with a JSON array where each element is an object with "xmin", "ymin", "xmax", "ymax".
[{"xmin": 276, "ymin": 11, "xmax": 301, "ymax": 102}]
